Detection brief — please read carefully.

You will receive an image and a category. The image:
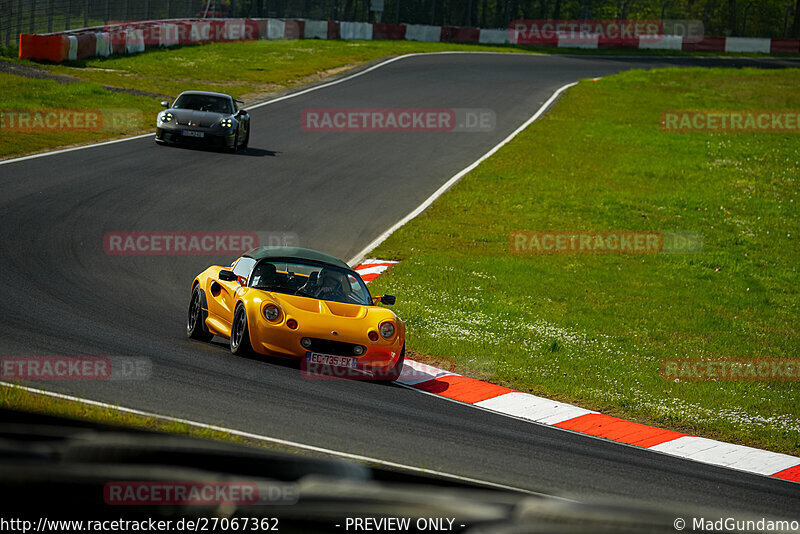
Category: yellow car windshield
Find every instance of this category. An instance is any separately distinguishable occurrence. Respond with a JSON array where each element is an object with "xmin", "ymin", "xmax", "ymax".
[{"xmin": 250, "ymin": 260, "xmax": 371, "ymax": 306}]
